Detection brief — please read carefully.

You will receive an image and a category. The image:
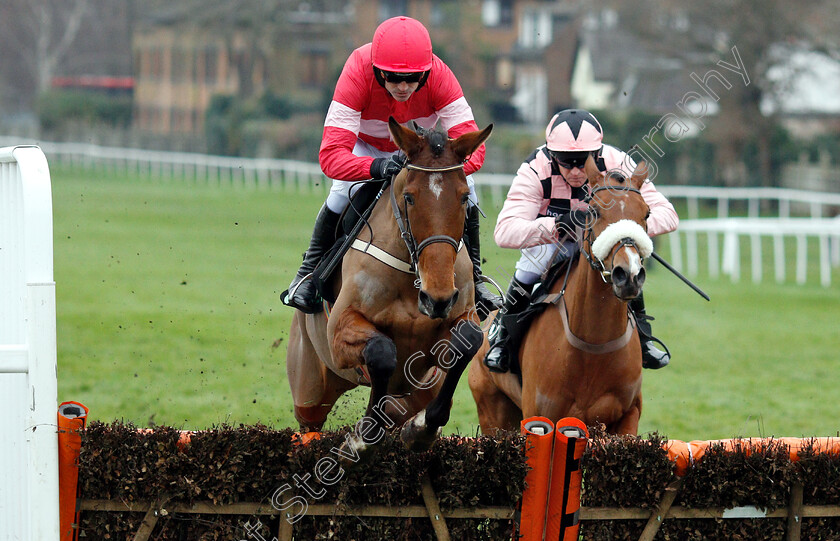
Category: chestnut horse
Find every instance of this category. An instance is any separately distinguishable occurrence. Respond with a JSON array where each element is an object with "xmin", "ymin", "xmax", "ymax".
[
  {"xmin": 469, "ymin": 157, "xmax": 653, "ymax": 435},
  {"xmin": 286, "ymin": 117, "xmax": 492, "ymax": 456}
]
